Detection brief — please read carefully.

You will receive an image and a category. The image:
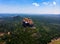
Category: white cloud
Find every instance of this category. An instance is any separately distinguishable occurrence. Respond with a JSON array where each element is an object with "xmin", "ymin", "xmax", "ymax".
[
  {"xmin": 42, "ymin": 1, "xmax": 57, "ymax": 6},
  {"xmin": 32, "ymin": 3, "xmax": 40, "ymax": 7},
  {"xmin": 43, "ymin": 2, "xmax": 49, "ymax": 5},
  {"xmin": 49, "ymin": 1, "xmax": 56, "ymax": 6},
  {"xmin": 53, "ymin": 1, "xmax": 56, "ymax": 5}
]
